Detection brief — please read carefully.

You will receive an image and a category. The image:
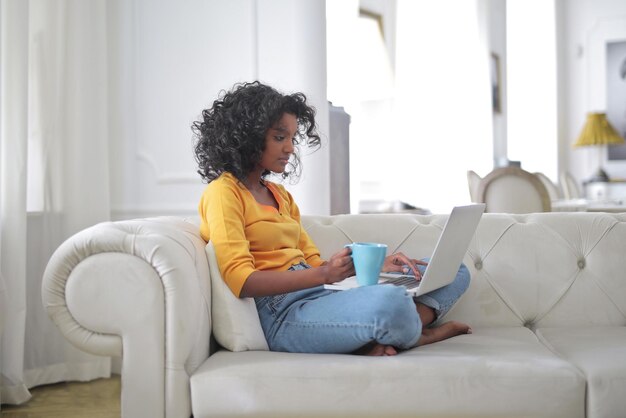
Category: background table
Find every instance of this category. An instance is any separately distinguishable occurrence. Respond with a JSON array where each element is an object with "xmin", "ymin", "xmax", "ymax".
[{"xmin": 552, "ymin": 198, "xmax": 626, "ymax": 213}]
